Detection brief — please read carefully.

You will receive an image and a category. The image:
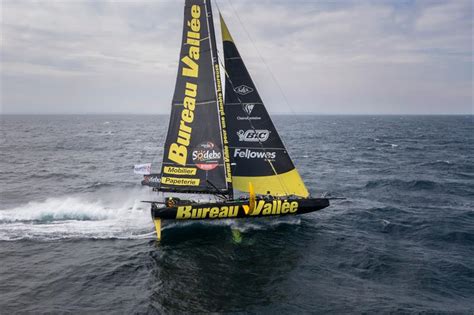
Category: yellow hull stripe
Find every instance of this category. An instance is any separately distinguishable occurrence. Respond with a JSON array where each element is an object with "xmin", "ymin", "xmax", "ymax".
[{"xmin": 232, "ymin": 169, "xmax": 309, "ymax": 198}]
